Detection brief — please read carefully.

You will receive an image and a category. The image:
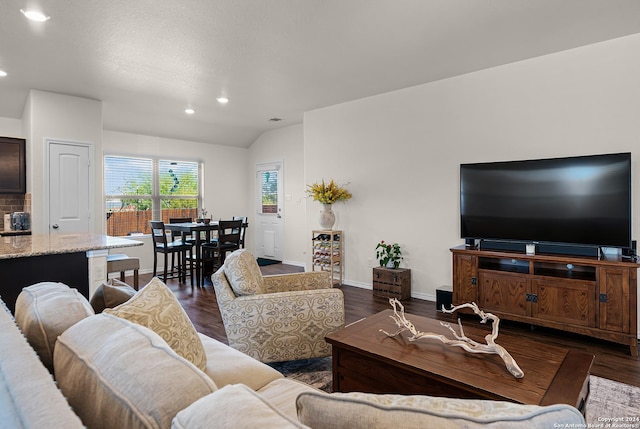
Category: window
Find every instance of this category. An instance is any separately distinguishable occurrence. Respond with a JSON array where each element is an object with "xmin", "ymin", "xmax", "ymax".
[
  {"xmin": 259, "ymin": 169, "xmax": 279, "ymax": 214},
  {"xmin": 105, "ymin": 156, "xmax": 201, "ymax": 236}
]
